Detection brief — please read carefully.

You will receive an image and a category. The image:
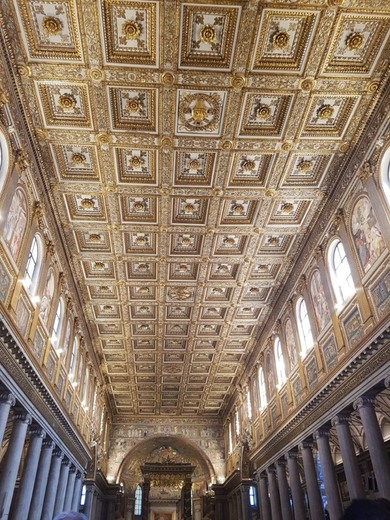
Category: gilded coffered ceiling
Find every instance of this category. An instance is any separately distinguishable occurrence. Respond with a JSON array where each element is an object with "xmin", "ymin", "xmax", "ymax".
[{"xmin": 3, "ymin": 0, "xmax": 390, "ymax": 418}]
